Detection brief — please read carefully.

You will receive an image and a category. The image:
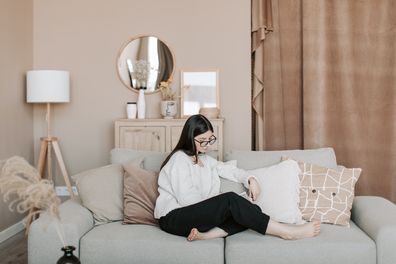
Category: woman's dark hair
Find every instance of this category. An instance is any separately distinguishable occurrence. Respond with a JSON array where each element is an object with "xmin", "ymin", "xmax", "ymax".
[{"xmin": 160, "ymin": 114, "xmax": 214, "ymax": 170}]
